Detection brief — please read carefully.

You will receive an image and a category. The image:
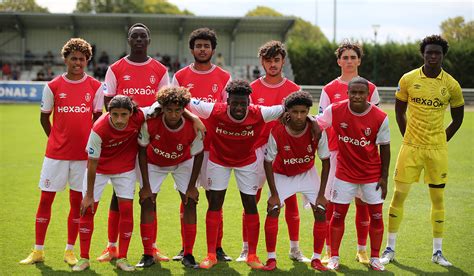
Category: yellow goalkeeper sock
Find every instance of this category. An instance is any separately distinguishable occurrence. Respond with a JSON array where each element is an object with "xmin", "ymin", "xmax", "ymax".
[
  {"xmin": 388, "ymin": 181, "xmax": 411, "ymax": 234},
  {"xmin": 429, "ymin": 186, "xmax": 445, "ymax": 238}
]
